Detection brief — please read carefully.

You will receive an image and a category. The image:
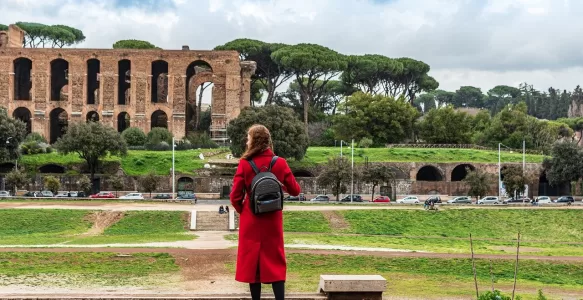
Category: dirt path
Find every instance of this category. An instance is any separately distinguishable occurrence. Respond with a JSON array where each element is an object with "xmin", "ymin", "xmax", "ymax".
[
  {"xmin": 321, "ymin": 211, "xmax": 350, "ymax": 232},
  {"xmin": 82, "ymin": 211, "xmax": 124, "ymax": 235},
  {"xmin": 0, "ymin": 247, "xmax": 582, "ymax": 262}
]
